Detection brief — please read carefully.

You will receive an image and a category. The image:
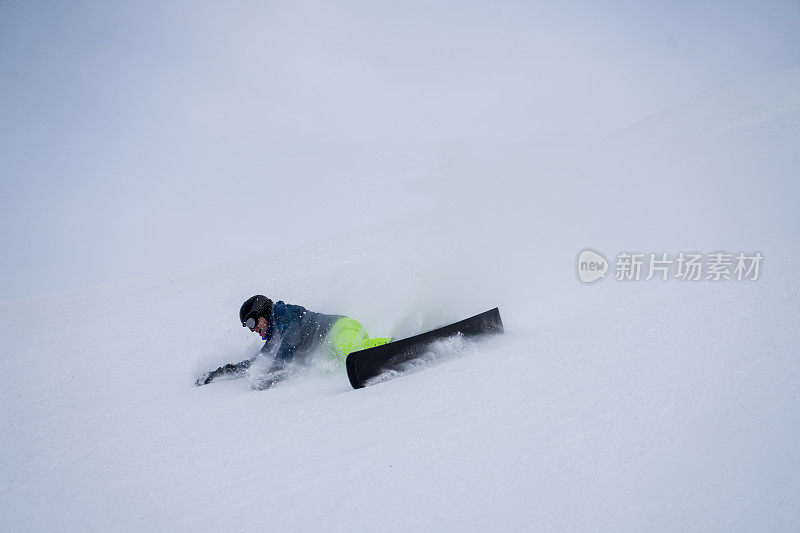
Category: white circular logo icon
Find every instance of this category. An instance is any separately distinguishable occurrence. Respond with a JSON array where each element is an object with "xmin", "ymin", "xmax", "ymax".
[{"xmin": 577, "ymin": 249, "xmax": 608, "ymax": 283}]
